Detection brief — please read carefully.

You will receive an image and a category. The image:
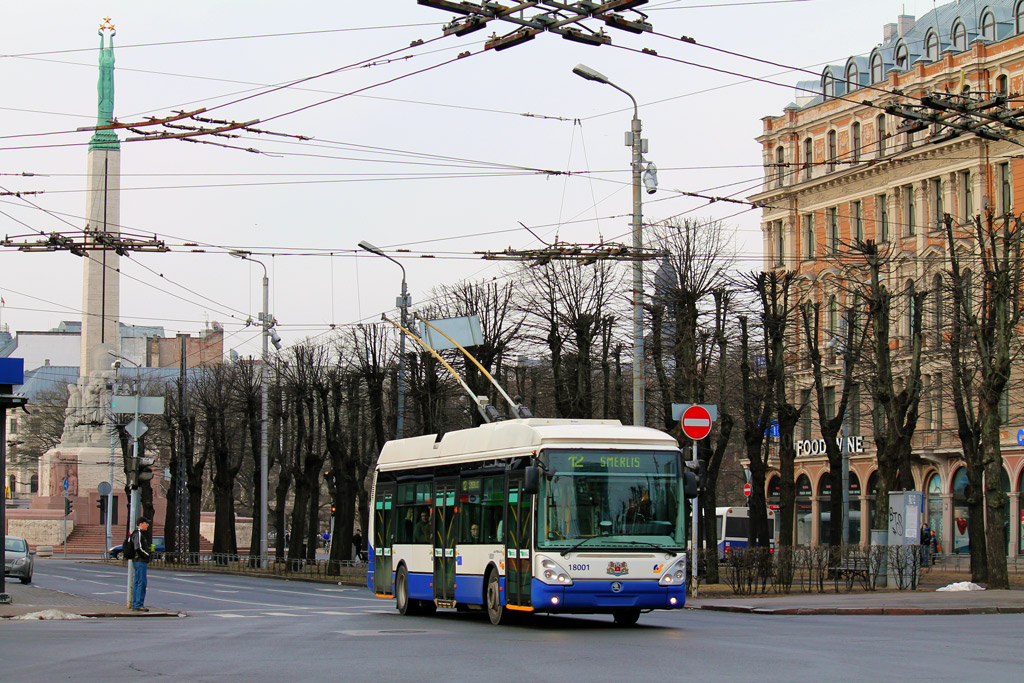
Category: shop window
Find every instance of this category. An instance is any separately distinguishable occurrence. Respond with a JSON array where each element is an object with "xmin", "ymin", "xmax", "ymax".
[
  {"xmin": 951, "ymin": 468, "xmax": 970, "ymax": 554},
  {"xmin": 796, "ymin": 474, "xmax": 813, "ymax": 546},
  {"xmin": 926, "ymin": 473, "xmax": 943, "ymax": 551},
  {"xmin": 818, "ymin": 475, "xmax": 832, "ymax": 545}
]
